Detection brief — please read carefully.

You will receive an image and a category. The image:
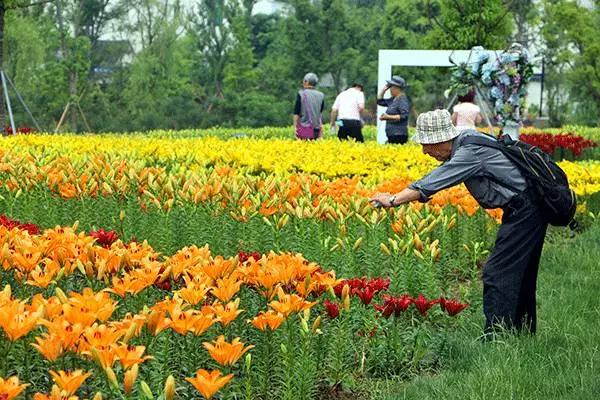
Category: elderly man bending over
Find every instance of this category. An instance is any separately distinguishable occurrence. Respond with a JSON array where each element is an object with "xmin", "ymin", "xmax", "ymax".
[{"xmin": 371, "ymin": 109, "xmax": 548, "ymax": 336}]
